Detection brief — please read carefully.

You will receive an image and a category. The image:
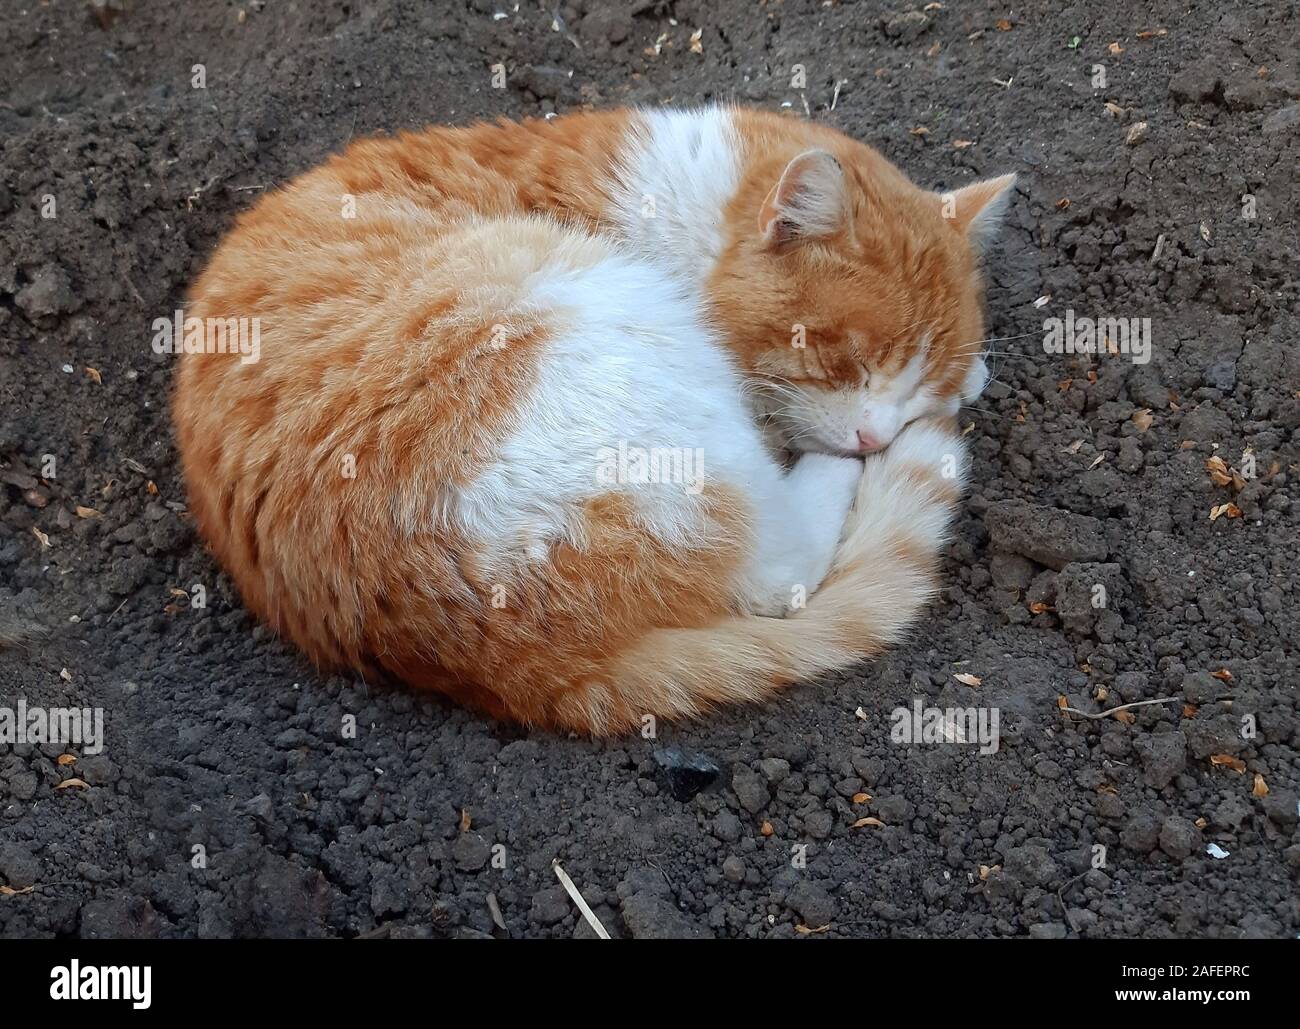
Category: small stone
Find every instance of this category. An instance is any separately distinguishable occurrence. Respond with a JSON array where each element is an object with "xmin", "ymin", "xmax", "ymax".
[
  {"xmin": 1028, "ymin": 921, "xmax": 1068, "ymax": 939},
  {"xmin": 1121, "ymin": 812, "xmax": 1160, "ymax": 853},
  {"xmin": 1034, "ymin": 759, "xmax": 1063, "ymax": 780},
  {"xmin": 758, "ymin": 757, "xmax": 791, "ymax": 784},
  {"xmin": 1125, "ymin": 121, "xmax": 1149, "ymax": 145},
  {"xmin": 731, "ymin": 763, "xmax": 770, "ymax": 814},
  {"xmin": 652, "ymin": 745, "xmax": 720, "ymax": 802},
  {"xmin": 722, "ymin": 855, "xmax": 746, "ymax": 884},
  {"xmin": 451, "ymin": 831, "xmax": 491, "ymax": 872},
  {"xmin": 1003, "ymin": 845, "xmax": 1058, "ymax": 887},
  {"xmin": 712, "ymin": 810, "xmax": 742, "ymax": 843},
  {"xmin": 529, "ymin": 885, "xmax": 571, "ymax": 926},
  {"xmin": 0, "ymin": 843, "xmax": 40, "ymax": 888},
  {"xmin": 1260, "ymin": 790, "xmax": 1299, "ymax": 829},
  {"xmin": 787, "ymin": 880, "xmax": 835, "ymax": 927},
  {"xmin": 881, "ymin": 10, "xmax": 930, "ymax": 42},
  {"xmin": 1158, "ymin": 816, "xmax": 1199, "ymax": 861}
]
